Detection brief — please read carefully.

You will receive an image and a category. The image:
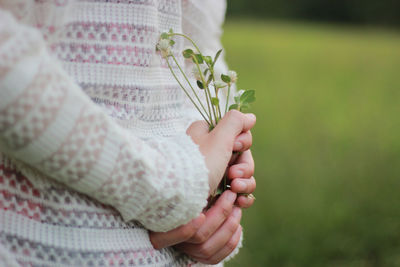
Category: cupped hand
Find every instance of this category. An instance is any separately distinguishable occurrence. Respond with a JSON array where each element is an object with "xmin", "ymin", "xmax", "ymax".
[
  {"xmin": 150, "ymin": 191, "xmax": 242, "ymax": 265},
  {"xmin": 175, "ymin": 190, "xmax": 242, "ymax": 265},
  {"xmin": 187, "ymin": 110, "xmax": 256, "ymax": 194},
  {"xmin": 149, "ymin": 213, "xmax": 206, "ymax": 249}
]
